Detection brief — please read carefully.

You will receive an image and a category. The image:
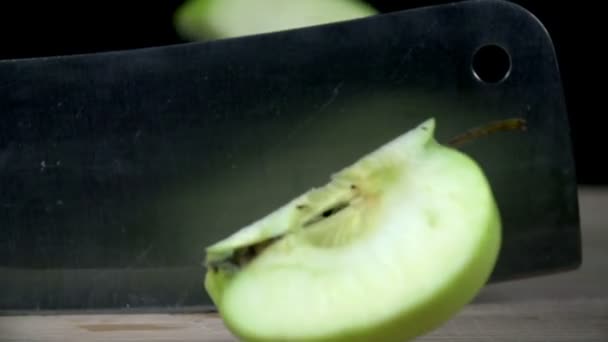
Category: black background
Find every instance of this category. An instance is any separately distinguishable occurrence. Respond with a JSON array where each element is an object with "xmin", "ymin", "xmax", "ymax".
[{"xmin": 0, "ymin": 0, "xmax": 602, "ymax": 185}]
